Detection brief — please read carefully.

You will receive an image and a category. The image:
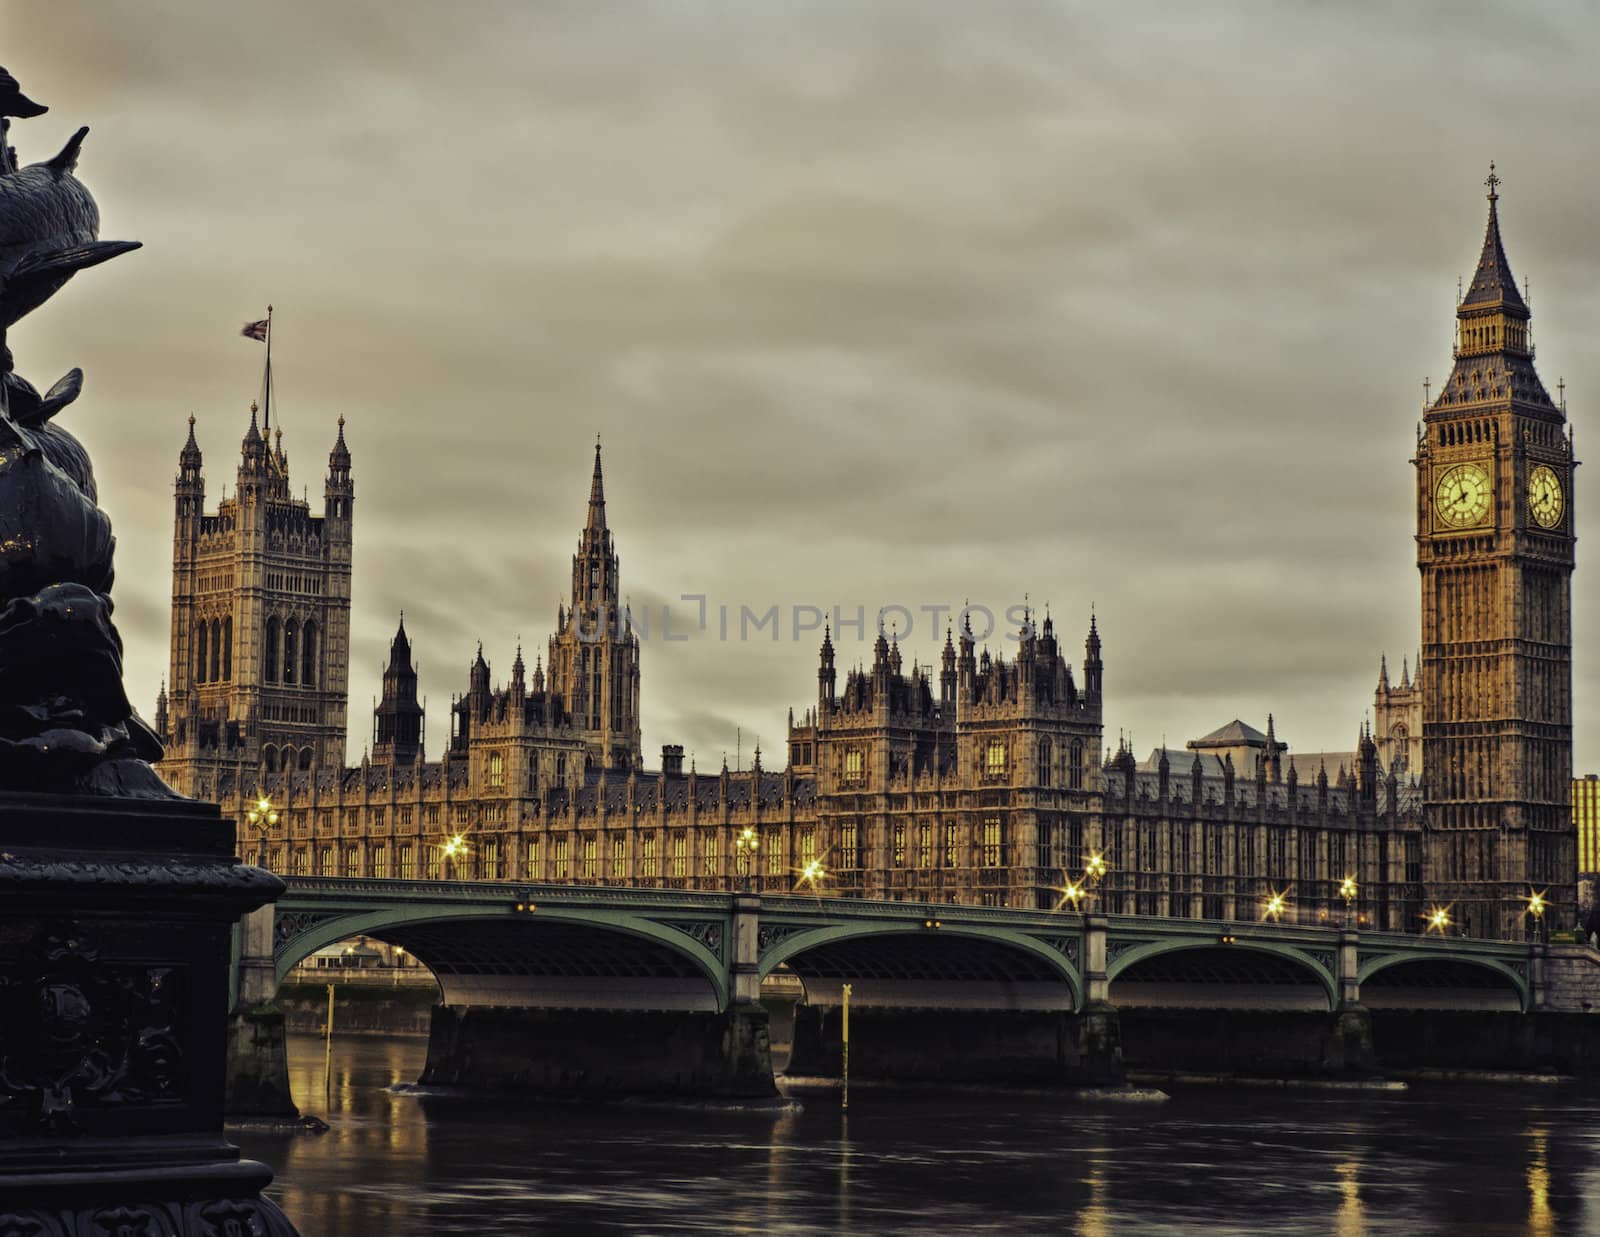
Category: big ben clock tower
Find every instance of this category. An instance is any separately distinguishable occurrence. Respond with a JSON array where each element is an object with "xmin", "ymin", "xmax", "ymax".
[{"xmin": 1415, "ymin": 167, "xmax": 1577, "ymax": 939}]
